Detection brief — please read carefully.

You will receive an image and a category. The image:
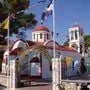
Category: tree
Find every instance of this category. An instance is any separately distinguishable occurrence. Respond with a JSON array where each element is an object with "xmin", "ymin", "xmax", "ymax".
[
  {"xmin": 20, "ymin": 44, "xmax": 51, "ymax": 60},
  {"xmin": 0, "ymin": 0, "xmax": 37, "ymax": 45},
  {"xmin": 63, "ymin": 35, "xmax": 90, "ymax": 51},
  {"xmin": 63, "ymin": 37, "xmax": 69, "ymax": 46},
  {"xmin": 18, "ymin": 44, "xmax": 51, "ymax": 74},
  {"xmin": 16, "ymin": 30, "xmax": 27, "ymax": 40},
  {"xmin": 84, "ymin": 35, "xmax": 90, "ymax": 47},
  {"xmin": 63, "ymin": 41, "xmax": 69, "ymax": 46},
  {"xmin": 84, "ymin": 35, "xmax": 90, "ymax": 53}
]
